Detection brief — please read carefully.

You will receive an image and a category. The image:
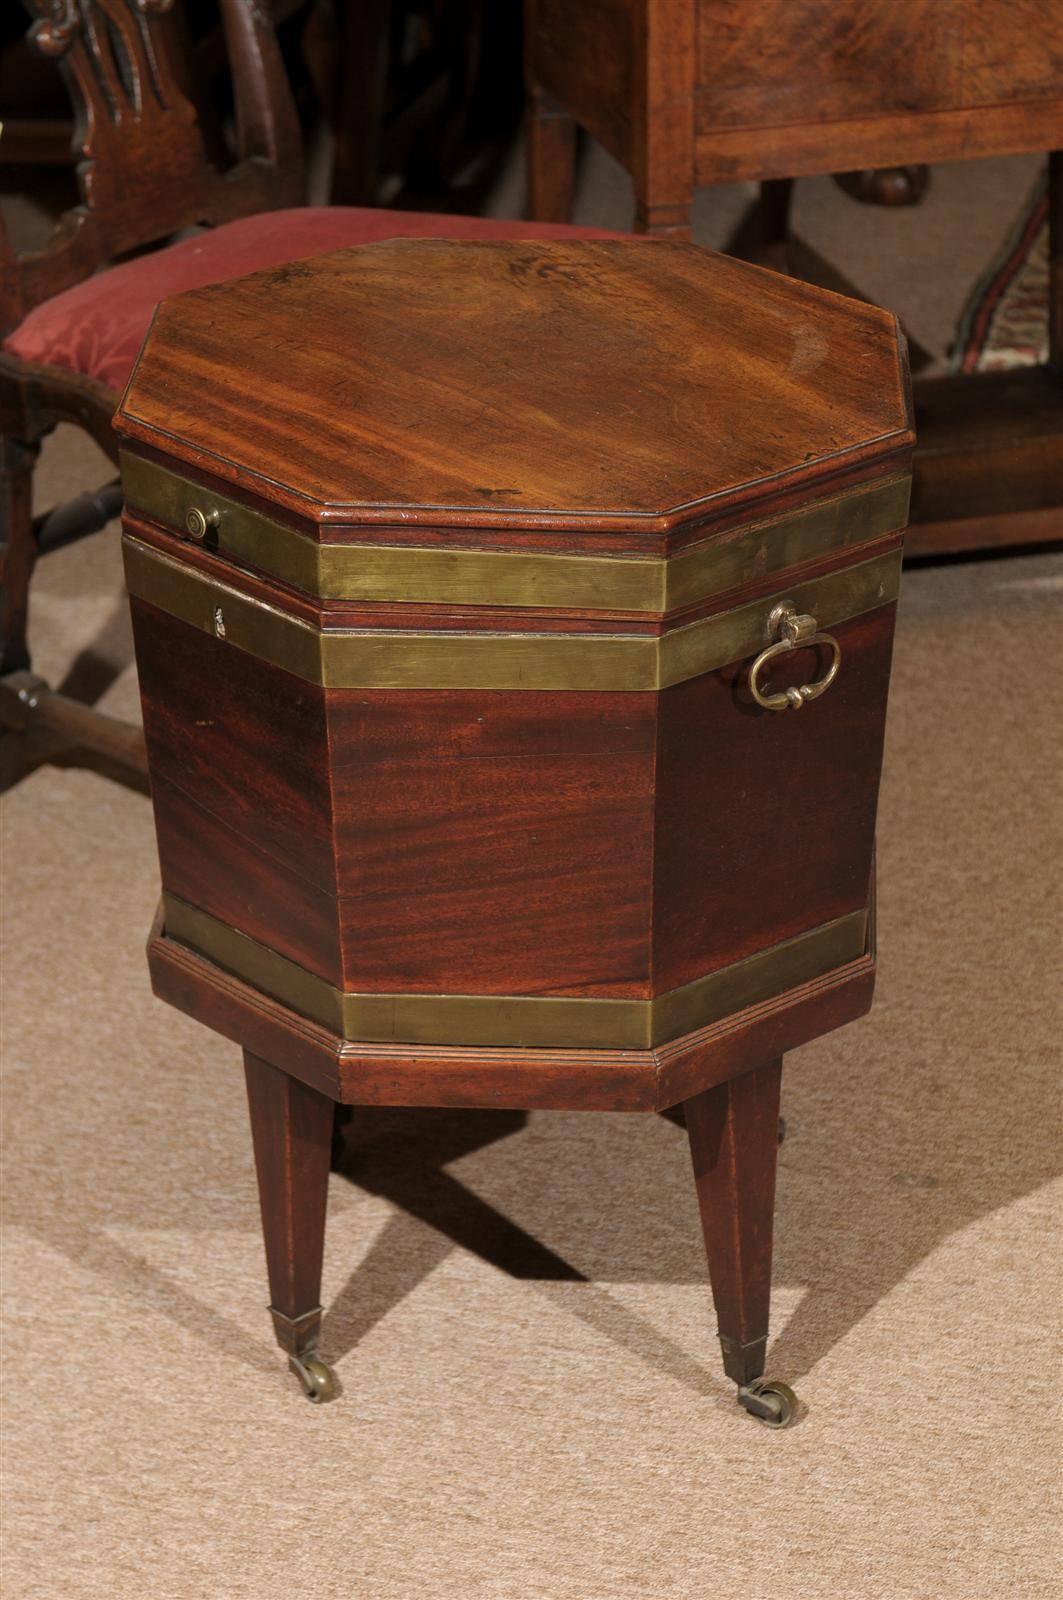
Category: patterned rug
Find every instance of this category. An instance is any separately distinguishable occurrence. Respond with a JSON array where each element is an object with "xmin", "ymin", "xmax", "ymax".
[{"xmin": 952, "ymin": 165, "xmax": 1050, "ymax": 373}]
